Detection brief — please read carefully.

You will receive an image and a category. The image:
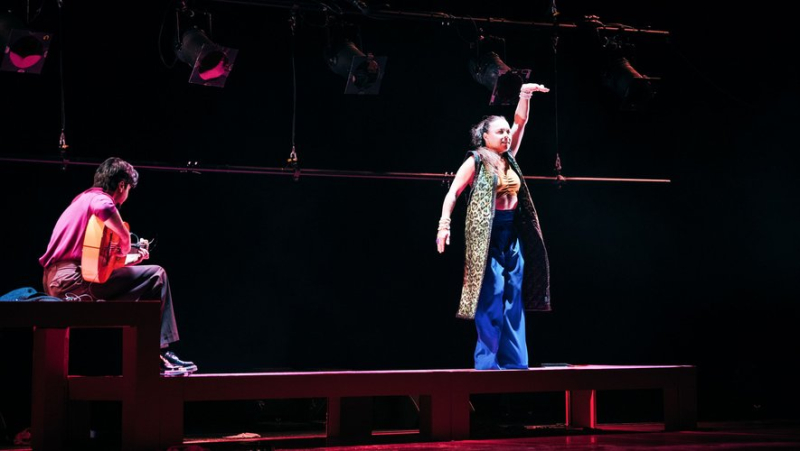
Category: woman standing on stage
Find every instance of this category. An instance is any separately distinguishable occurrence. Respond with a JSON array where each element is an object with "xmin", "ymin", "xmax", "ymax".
[{"xmin": 436, "ymin": 83, "xmax": 552, "ymax": 370}]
